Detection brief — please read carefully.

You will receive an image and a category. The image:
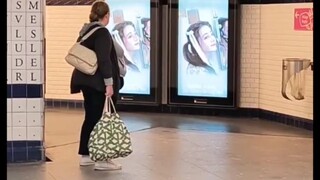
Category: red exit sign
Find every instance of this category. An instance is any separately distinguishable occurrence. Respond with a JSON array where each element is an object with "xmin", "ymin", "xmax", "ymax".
[{"xmin": 294, "ymin": 8, "xmax": 313, "ymax": 31}]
